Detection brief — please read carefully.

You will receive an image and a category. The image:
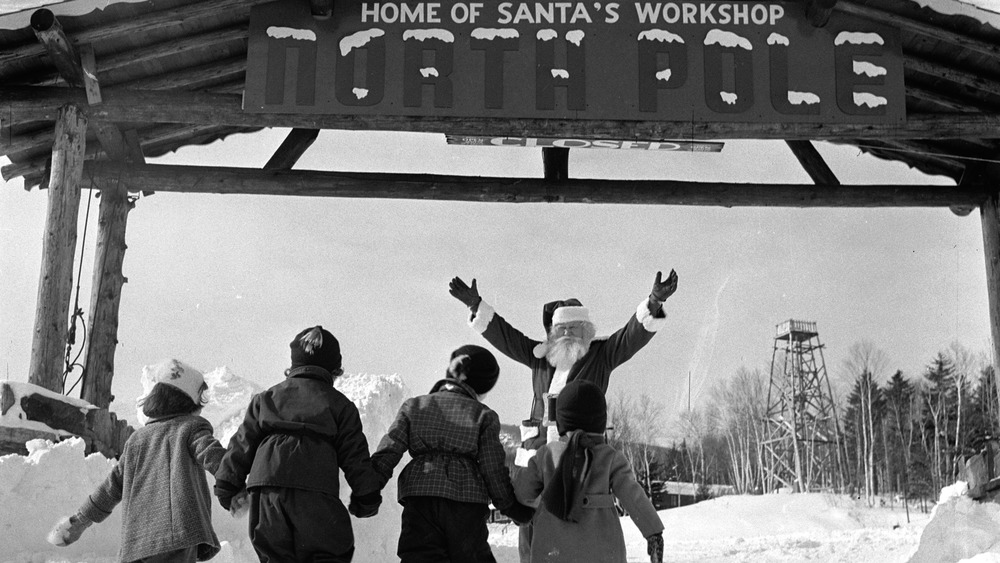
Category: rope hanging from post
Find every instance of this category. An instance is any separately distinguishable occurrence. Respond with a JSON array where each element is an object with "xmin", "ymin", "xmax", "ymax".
[{"xmin": 62, "ymin": 176, "xmax": 97, "ymax": 396}]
